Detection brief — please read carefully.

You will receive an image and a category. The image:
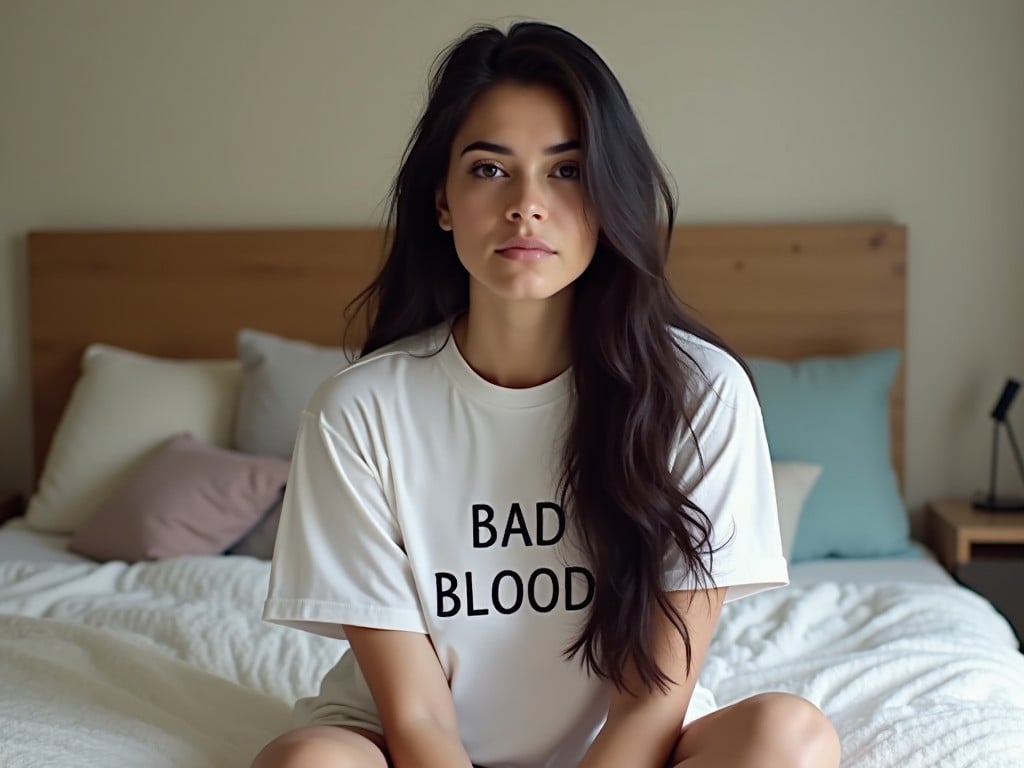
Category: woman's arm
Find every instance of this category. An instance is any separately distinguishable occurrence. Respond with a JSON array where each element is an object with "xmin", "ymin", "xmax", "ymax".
[
  {"xmin": 344, "ymin": 625, "xmax": 474, "ymax": 768},
  {"xmin": 576, "ymin": 587, "xmax": 726, "ymax": 768}
]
